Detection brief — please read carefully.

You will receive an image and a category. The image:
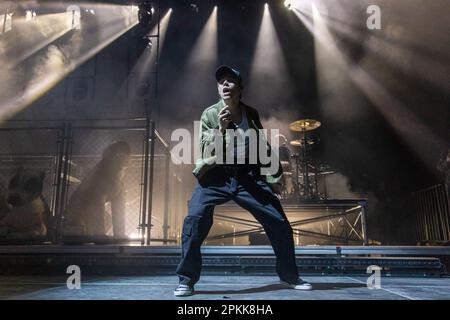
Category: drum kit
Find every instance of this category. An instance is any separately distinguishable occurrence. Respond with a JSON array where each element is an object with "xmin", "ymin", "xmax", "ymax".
[{"xmin": 279, "ymin": 119, "xmax": 334, "ymax": 201}]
